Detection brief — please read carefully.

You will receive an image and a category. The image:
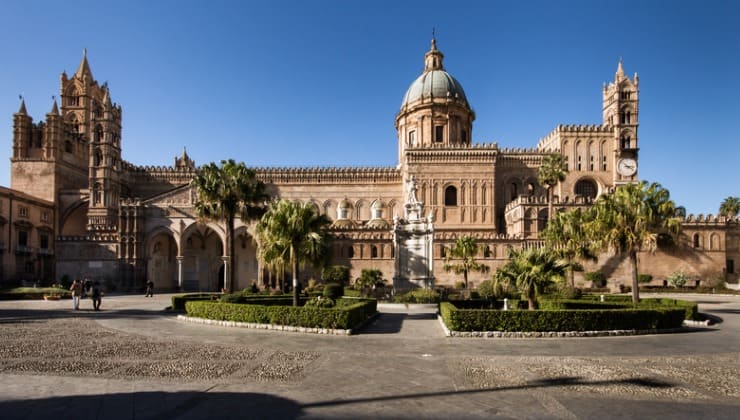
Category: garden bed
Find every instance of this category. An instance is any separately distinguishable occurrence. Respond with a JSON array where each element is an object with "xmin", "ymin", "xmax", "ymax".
[
  {"xmin": 439, "ymin": 299, "xmax": 691, "ymax": 333},
  {"xmin": 184, "ymin": 297, "xmax": 377, "ymax": 332}
]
